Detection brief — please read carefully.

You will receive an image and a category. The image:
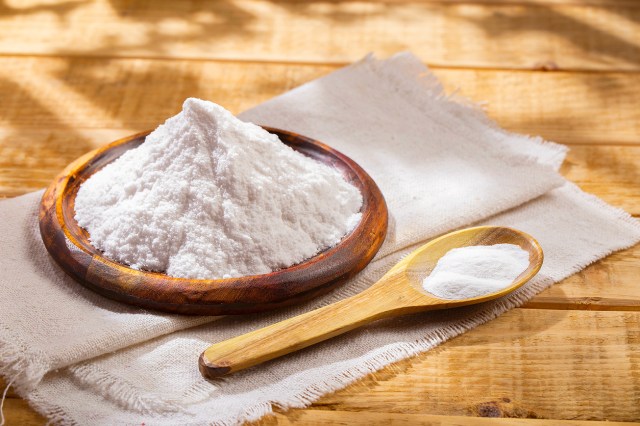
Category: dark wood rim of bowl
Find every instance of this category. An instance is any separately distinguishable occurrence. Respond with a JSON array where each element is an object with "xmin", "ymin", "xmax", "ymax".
[{"xmin": 39, "ymin": 127, "xmax": 388, "ymax": 315}]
